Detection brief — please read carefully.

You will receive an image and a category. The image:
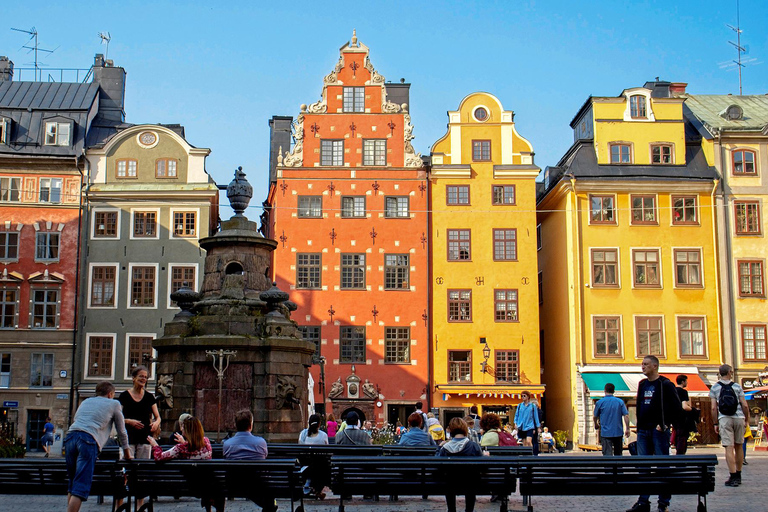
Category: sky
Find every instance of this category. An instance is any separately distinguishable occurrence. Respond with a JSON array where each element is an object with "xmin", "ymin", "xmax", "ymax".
[{"xmin": 2, "ymin": 0, "xmax": 767, "ymax": 218}]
